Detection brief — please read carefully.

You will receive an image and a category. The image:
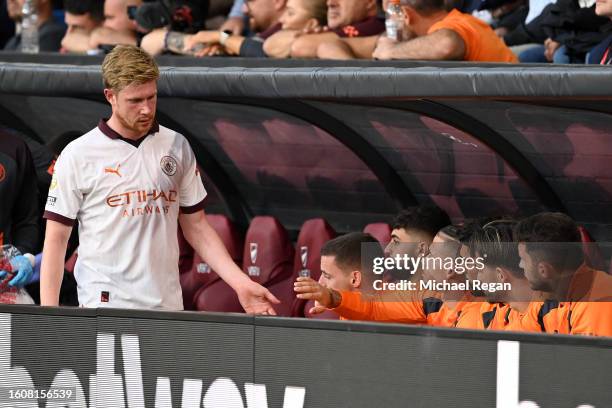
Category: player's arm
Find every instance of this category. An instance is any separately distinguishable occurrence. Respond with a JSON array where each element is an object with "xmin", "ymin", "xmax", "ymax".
[
  {"xmin": 294, "ymin": 277, "xmax": 427, "ymax": 323},
  {"xmin": 179, "ymin": 210, "xmax": 280, "ymax": 314},
  {"xmin": 373, "ymin": 29, "xmax": 465, "ymax": 60},
  {"xmin": 40, "ymin": 220, "xmax": 72, "ymax": 306}
]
